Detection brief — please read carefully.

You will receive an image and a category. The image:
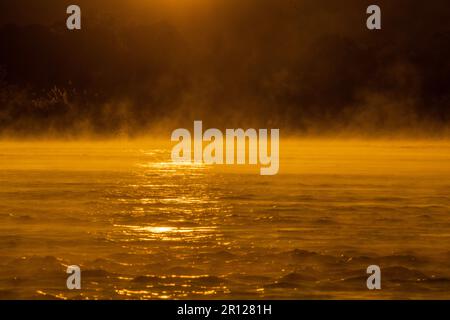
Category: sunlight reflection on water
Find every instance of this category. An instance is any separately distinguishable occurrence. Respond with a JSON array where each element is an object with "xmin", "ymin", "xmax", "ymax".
[{"xmin": 116, "ymin": 225, "xmax": 218, "ymax": 242}]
